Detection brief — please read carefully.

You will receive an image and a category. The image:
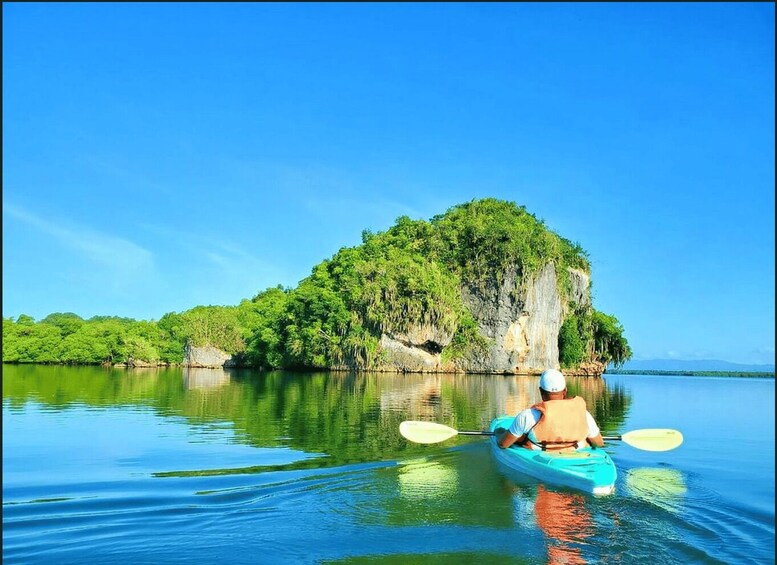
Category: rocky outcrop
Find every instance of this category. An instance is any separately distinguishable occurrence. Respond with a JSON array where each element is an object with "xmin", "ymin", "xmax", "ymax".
[
  {"xmin": 370, "ymin": 320, "xmax": 457, "ymax": 372},
  {"xmin": 386, "ymin": 323, "xmax": 453, "ymax": 353},
  {"xmin": 183, "ymin": 343, "xmax": 240, "ymax": 368},
  {"xmin": 110, "ymin": 359, "xmax": 169, "ymax": 368},
  {"xmin": 376, "ymin": 335, "xmax": 439, "ymax": 372},
  {"xmin": 377, "ymin": 262, "xmax": 596, "ymax": 375}
]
